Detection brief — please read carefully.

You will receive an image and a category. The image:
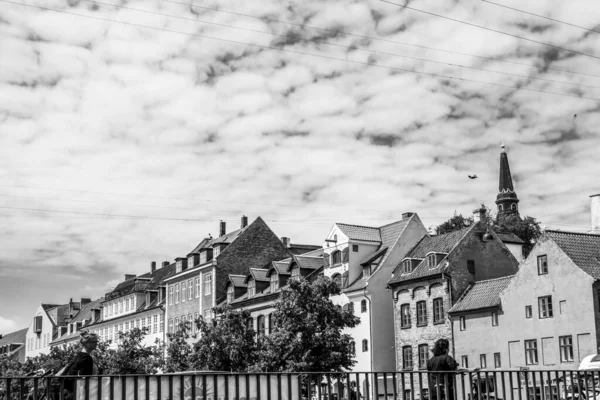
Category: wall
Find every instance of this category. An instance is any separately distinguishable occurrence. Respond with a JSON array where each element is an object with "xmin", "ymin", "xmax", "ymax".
[
  {"xmin": 166, "ymin": 271, "xmax": 201, "ymax": 333},
  {"xmin": 369, "ymin": 215, "xmax": 427, "ymax": 372},
  {"xmin": 88, "ymin": 308, "xmax": 165, "ymax": 349},
  {"xmin": 505, "ymin": 243, "xmax": 524, "ymax": 262},
  {"xmin": 25, "ymin": 305, "xmax": 55, "ymax": 359},
  {"xmin": 453, "ymin": 235, "xmax": 597, "ymax": 371}
]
